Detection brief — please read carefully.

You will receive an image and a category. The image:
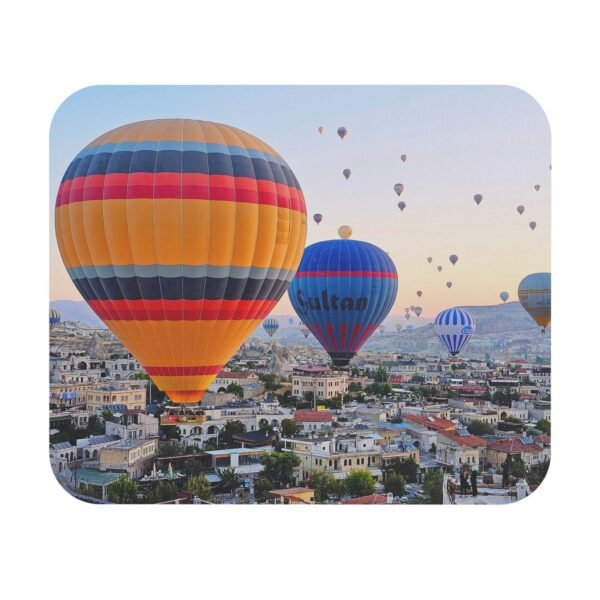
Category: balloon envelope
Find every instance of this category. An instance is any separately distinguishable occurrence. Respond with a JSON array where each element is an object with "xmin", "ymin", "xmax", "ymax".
[
  {"xmin": 529, "ymin": 221, "xmax": 537, "ymax": 230},
  {"xmin": 396, "ymin": 323, "xmax": 403, "ymax": 332},
  {"xmin": 397, "ymin": 201, "xmax": 406, "ymax": 211},
  {"xmin": 343, "ymin": 169, "xmax": 352, "ymax": 180},
  {"xmin": 318, "ymin": 126, "xmax": 324, "ymax": 134},
  {"xmin": 405, "ymin": 313, "xmax": 410, "ymax": 320},
  {"xmin": 401, "ymin": 154, "xmax": 407, "ymax": 162},
  {"xmin": 427, "ymin": 257, "xmax": 433, "ymax": 264},
  {"xmin": 50, "ymin": 308, "xmax": 61, "ymax": 331},
  {"xmin": 446, "ymin": 282, "xmax": 453, "ymax": 288},
  {"xmin": 534, "ymin": 184, "xmax": 540, "ymax": 191},
  {"xmin": 288, "ymin": 317, "xmax": 294, "ymax": 325},
  {"xmin": 449, "ymin": 254, "xmax": 459, "ymax": 266},
  {"xmin": 414, "ymin": 306, "xmax": 423, "ymax": 317},
  {"xmin": 416, "ymin": 290, "xmax": 422, "ymax": 297},
  {"xmin": 289, "ymin": 236, "xmax": 398, "ymax": 367},
  {"xmin": 437, "ymin": 266, "xmax": 443, "ymax": 272},
  {"xmin": 394, "ymin": 183, "xmax": 404, "ymax": 196},
  {"xmin": 263, "ymin": 318, "xmax": 280, "ymax": 338},
  {"xmin": 518, "ymin": 272, "xmax": 551, "ymax": 332},
  {"xmin": 55, "ymin": 119, "xmax": 307, "ymax": 404},
  {"xmin": 313, "ymin": 213, "xmax": 323, "ymax": 224},
  {"xmin": 434, "ymin": 307, "xmax": 476, "ymax": 356},
  {"xmin": 517, "ymin": 205, "xmax": 525, "ymax": 215},
  {"xmin": 337, "ymin": 127, "xmax": 348, "ymax": 140},
  {"xmin": 500, "ymin": 291, "xmax": 509, "ymax": 303},
  {"xmin": 474, "ymin": 194, "xmax": 483, "ymax": 205}
]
